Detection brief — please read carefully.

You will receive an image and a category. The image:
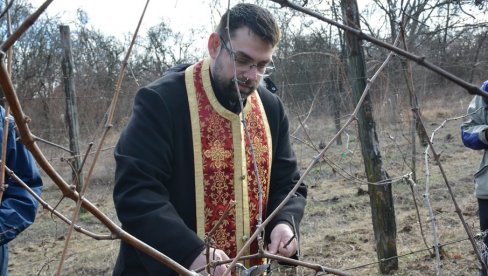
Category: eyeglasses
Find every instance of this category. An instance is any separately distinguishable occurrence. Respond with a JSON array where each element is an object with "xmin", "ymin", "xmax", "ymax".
[{"xmin": 219, "ymin": 36, "xmax": 275, "ymax": 78}]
